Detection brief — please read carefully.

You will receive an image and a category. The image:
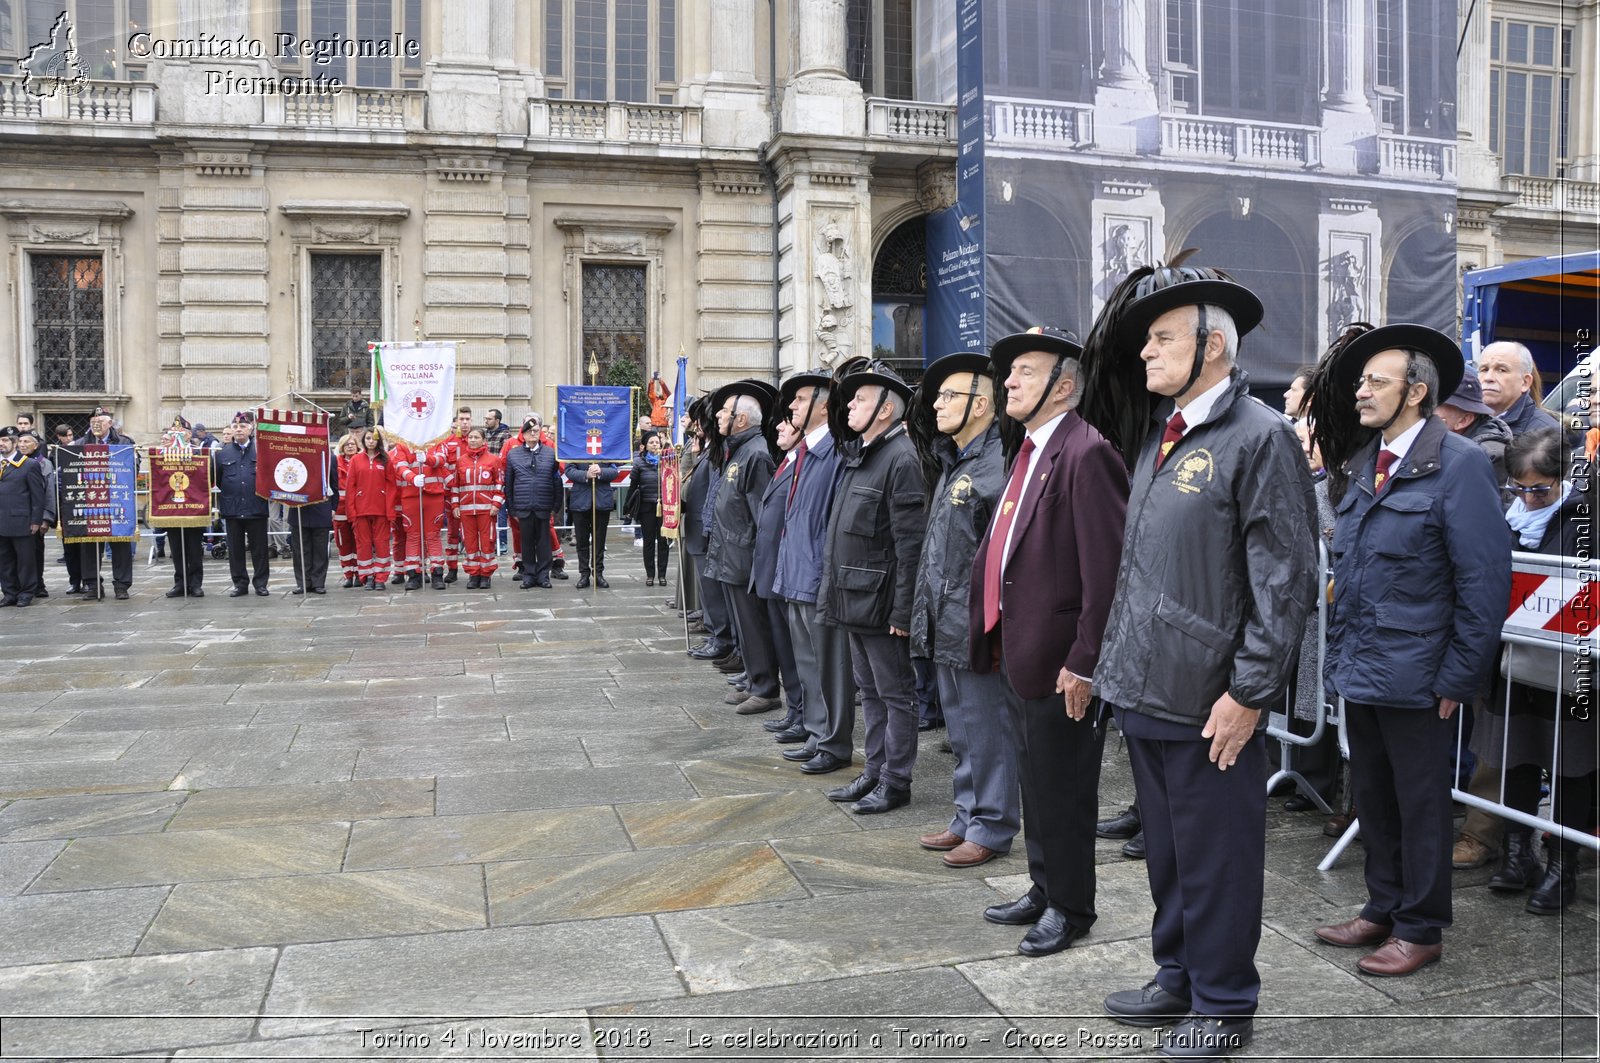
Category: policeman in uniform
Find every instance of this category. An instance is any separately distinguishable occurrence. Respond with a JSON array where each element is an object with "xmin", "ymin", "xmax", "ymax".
[{"xmin": 0, "ymin": 426, "xmax": 46, "ymax": 607}]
